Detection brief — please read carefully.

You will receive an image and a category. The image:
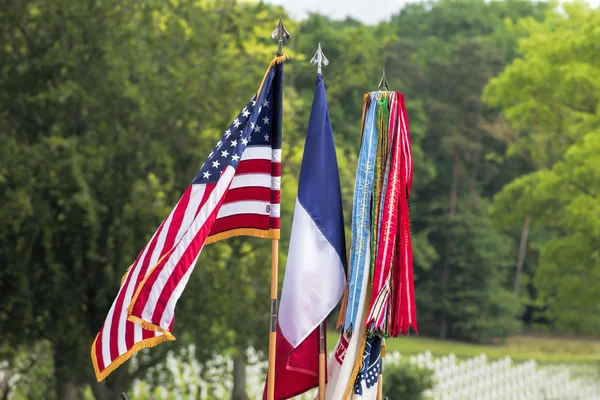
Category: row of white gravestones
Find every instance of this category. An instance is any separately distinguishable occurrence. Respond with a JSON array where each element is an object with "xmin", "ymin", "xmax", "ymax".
[
  {"xmin": 127, "ymin": 345, "xmax": 599, "ymax": 400},
  {"xmin": 260, "ymin": 350, "xmax": 599, "ymax": 400},
  {"xmin": 404, "ymin": 351, "xmax": 599, "ymax": 400}
]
